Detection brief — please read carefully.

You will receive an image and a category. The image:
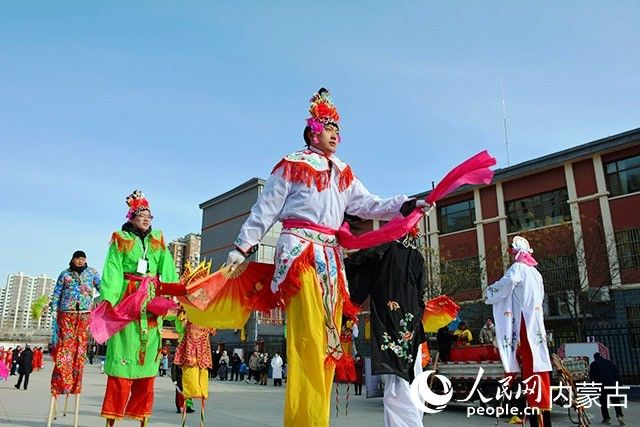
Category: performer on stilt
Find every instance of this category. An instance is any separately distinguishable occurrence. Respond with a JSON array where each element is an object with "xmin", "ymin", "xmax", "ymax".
[
  {"xmin": 226, "ymin": 88, "xmax": 429, "ymax": 426},
  {"xmin": 173, "ymin": 320, "xmax": 214, "ymax": 427},
  {"xmin": 345, "ymin": 226, "xmax": 427, "ymax": 427},
  {"xmin": 95, "ymin": 190, "xmax": 182, "ymax": 426},
  {"xmin": 47, "ymin": 250, "xmax": 101, "ymax": 426},
  {"xmin": 485, "ymin": 236, "xmax": 553, "ymax": 427}
]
